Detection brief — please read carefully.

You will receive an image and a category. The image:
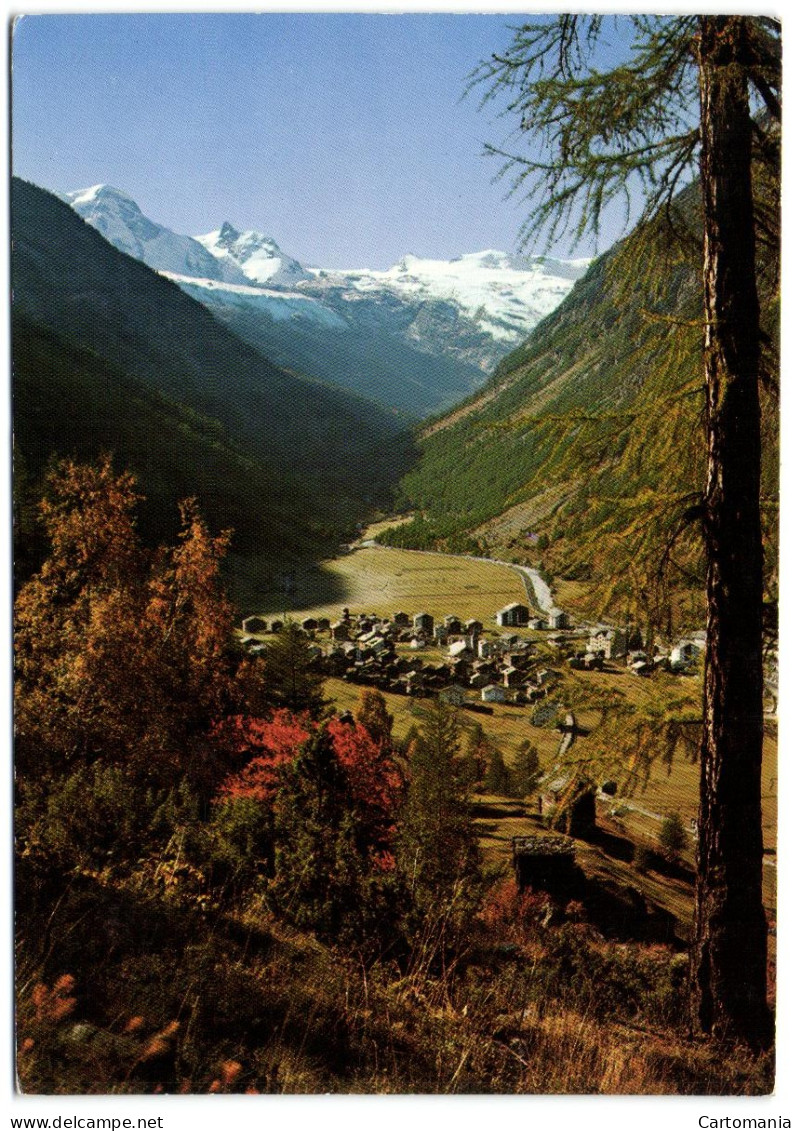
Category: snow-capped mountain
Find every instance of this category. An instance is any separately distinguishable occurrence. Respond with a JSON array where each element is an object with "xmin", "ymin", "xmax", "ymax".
[
  {"xmin": 196, "ymin": 222, "xmax": 312, "ymax": 287},
  {"xmin": 308, "ymin": 250, "xmax": 589, "ymax": 345},
  {"xmin": 64, "ymin": 184, "xmax": 590, "ymax": 416},
  {"xmin": 64, "ymin": 185, "xmax": 249, "ymax": 285}
]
